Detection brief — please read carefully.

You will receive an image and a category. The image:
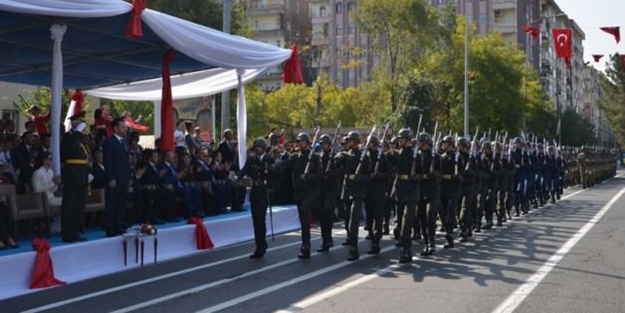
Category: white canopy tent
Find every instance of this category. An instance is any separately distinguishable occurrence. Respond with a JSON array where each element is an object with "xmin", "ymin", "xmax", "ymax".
[{"xmin": 0, "ymin": 0, "xmax": 292, "ymax": 171}]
